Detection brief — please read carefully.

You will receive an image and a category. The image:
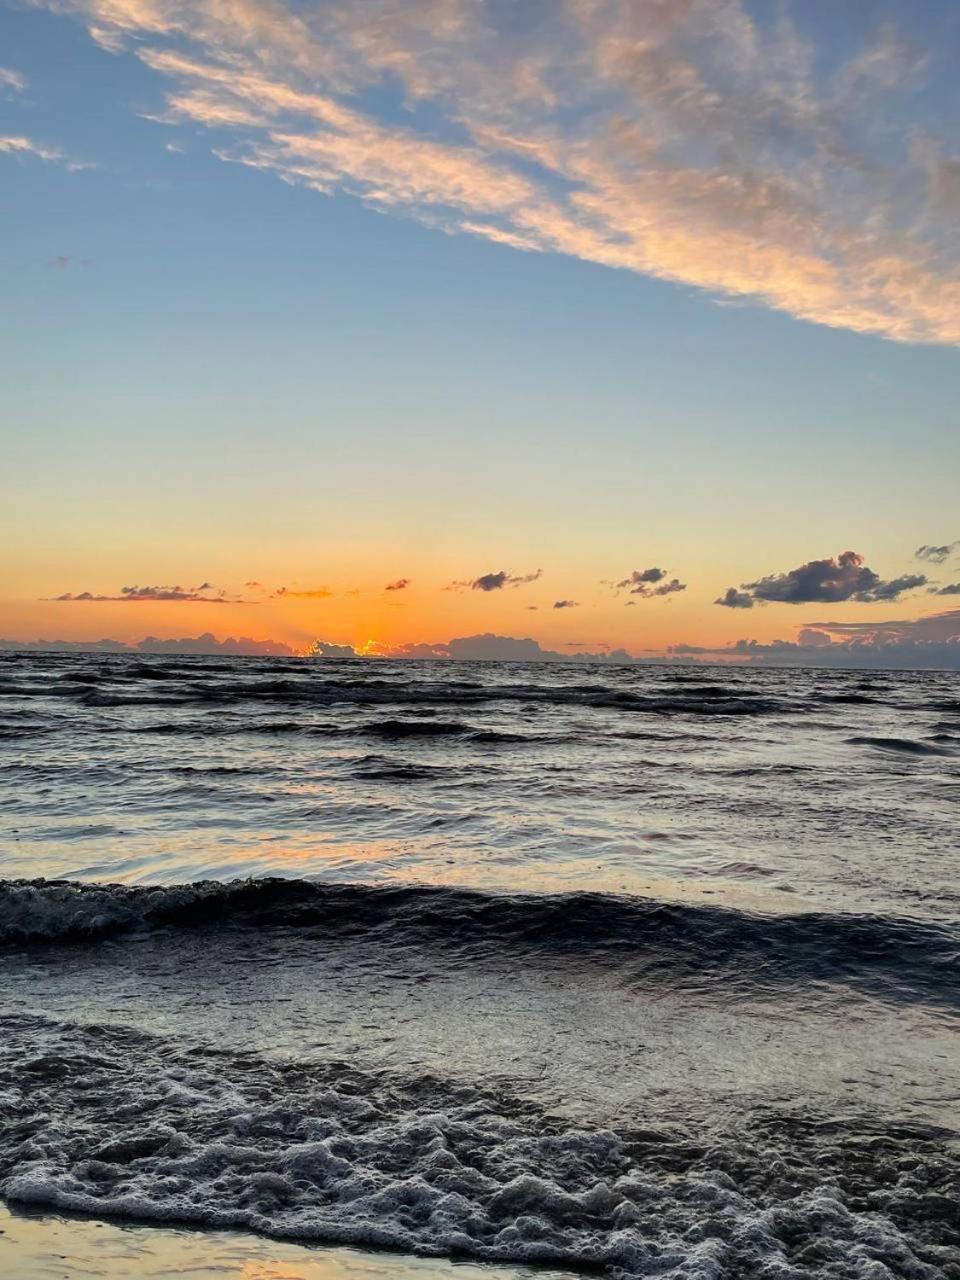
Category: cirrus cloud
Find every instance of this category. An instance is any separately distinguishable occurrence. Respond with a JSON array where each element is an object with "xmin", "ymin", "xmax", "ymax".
[
  {"xmin": 37, "ymin": 0, "xmax": 960, "ymax": 346},
  {"xmin": 0, "ymin": 68, "xmax": 26, "ymax": 94},
  {"xmin": 0, "ymin": 134, "xmax": 94, "ymax": 171}
]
